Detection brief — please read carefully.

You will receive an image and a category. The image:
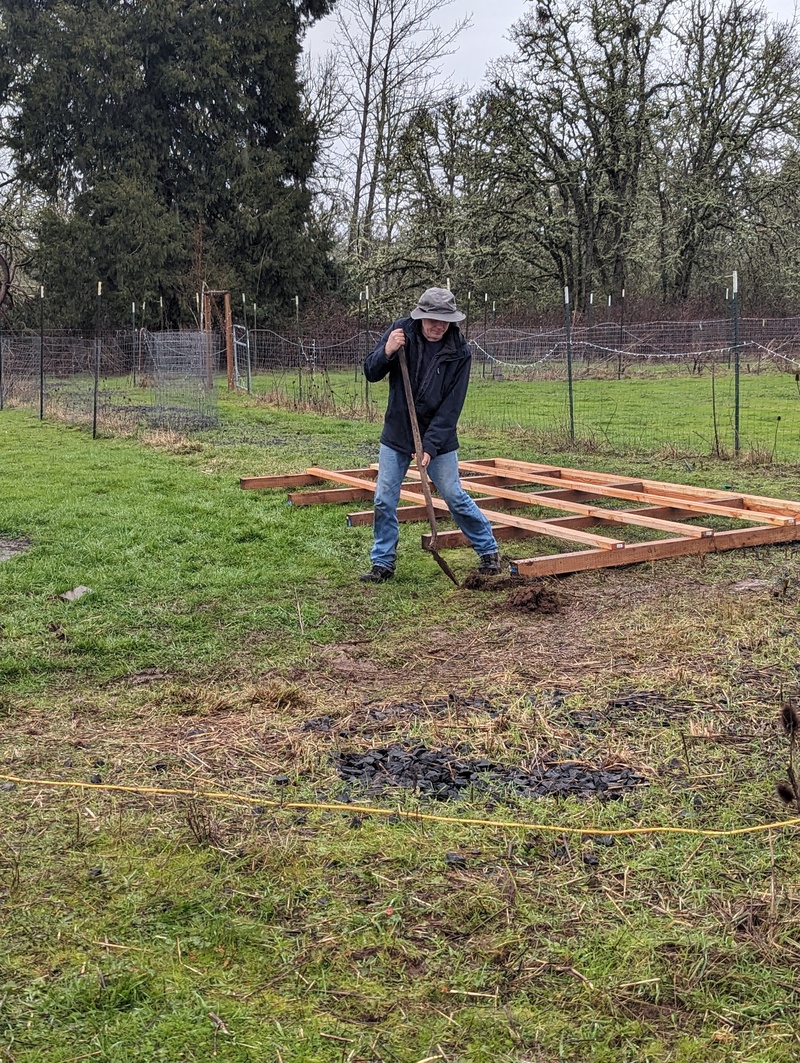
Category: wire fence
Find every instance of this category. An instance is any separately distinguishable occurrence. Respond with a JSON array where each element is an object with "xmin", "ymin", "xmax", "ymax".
[
  {"xmin": 3, "ymin": 315, "xmax": 800, "ymax": 459},
  {"xmin": 245, "ymin": 314, "xmax": 800, "ymax": 460},
  {"xmin": 0, "ymin": 328, "xmax": 220, "ymax": 434}
]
